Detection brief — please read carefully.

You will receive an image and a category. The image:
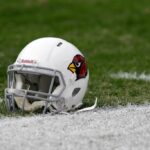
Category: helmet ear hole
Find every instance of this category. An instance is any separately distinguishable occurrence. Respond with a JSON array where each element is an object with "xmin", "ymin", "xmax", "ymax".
[{"xmin": 72, "ymin": 88, "xmax": 81, "ymax": 97}]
